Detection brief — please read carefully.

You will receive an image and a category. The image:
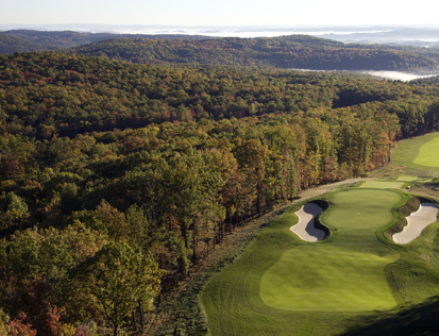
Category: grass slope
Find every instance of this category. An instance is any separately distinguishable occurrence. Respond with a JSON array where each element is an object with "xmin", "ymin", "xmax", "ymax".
[
  {"xmin": 393, "ymin": 132, "xmax": 439, "ymax": 172},
  {"xmin": 414, "ymin": 136, "xmax": 439, "ymax": 167},
  {"xmin": 359, "ymin": 181, "xmax": 405, "ymax": 189},
  {"xmin": 261, "ymin": 189, "xmax": 401, "ymax": 311},
  {"xmin": 201, "ymin": 189, "xmax": 439, "ymax": 336}
]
